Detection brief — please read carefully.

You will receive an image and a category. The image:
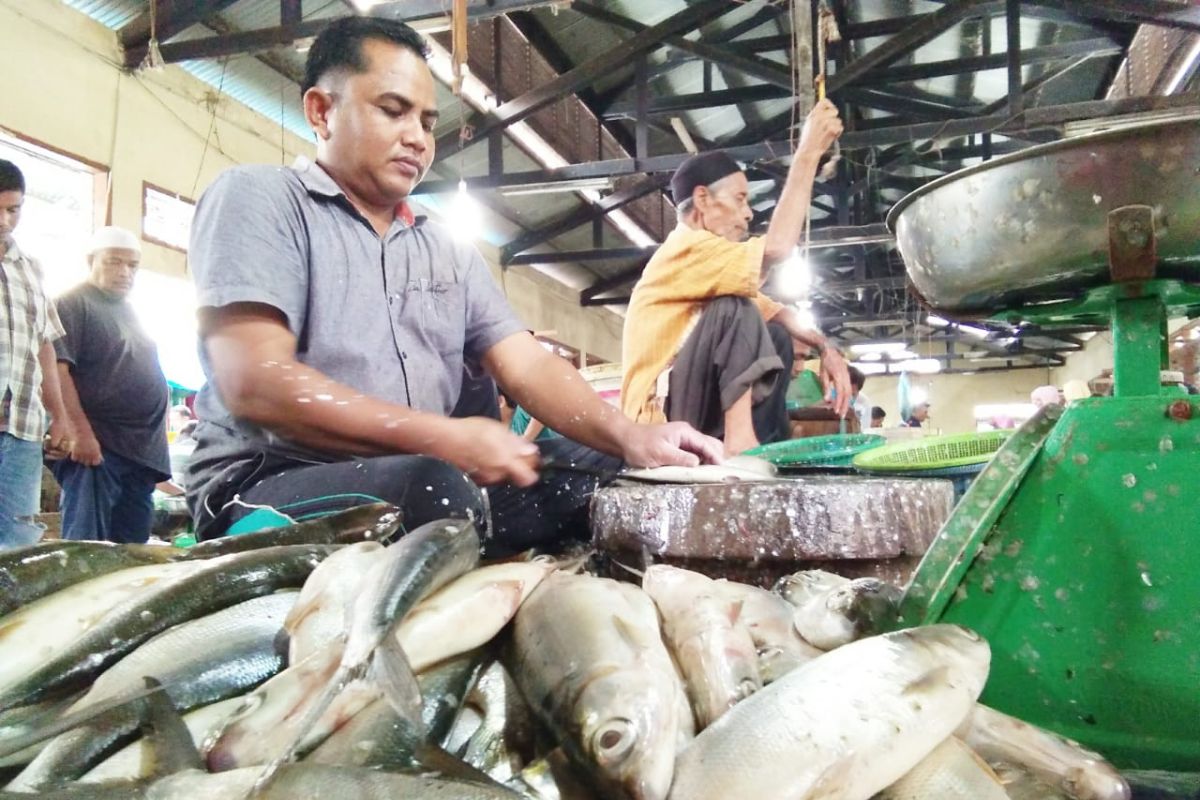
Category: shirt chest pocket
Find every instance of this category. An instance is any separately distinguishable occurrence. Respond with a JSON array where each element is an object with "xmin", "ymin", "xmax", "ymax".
[{"xmin": 397, "ymin": 279, "xmax": 467, "ymax": 359}]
